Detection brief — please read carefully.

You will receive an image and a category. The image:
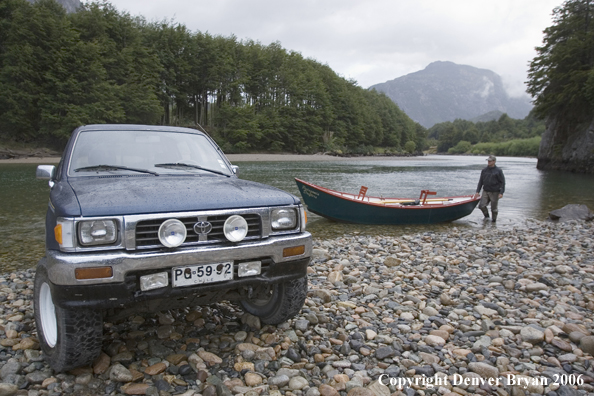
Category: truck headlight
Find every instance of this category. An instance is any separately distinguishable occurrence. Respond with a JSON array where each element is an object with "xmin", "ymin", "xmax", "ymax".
[
  {"xmin": 271, "ymin": 208, "xmax": 297, "ymax": 230},
  {"xmin": 224, "ymin": 215, "xmax": 248, "ymax": 242},
  {"xmin": 79, "ymin": 220, "xmax": 117, "ymax": 246},
  {"xmin": 158, "ymin": 219, "xmax": 187, "ymax": 248}
]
